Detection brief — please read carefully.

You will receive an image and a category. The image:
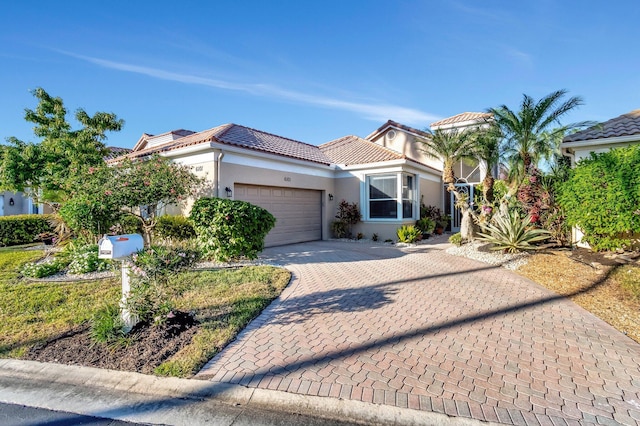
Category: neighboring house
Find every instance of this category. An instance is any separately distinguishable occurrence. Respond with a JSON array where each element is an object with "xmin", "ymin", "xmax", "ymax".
[
  {"xmin": 0, "ymin": 191, "xmax": 40, "ymax": 216},
  {"xmin": 560, "ymin": 109, "xmax": 640, "ymax": 247},
  {"xmin": 561, "ymin": 109, "xmax": 640, "ymax": 165},
  {"xmin": 112, "ymin": 121, "xmax": 444, "ymax": 246}
]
